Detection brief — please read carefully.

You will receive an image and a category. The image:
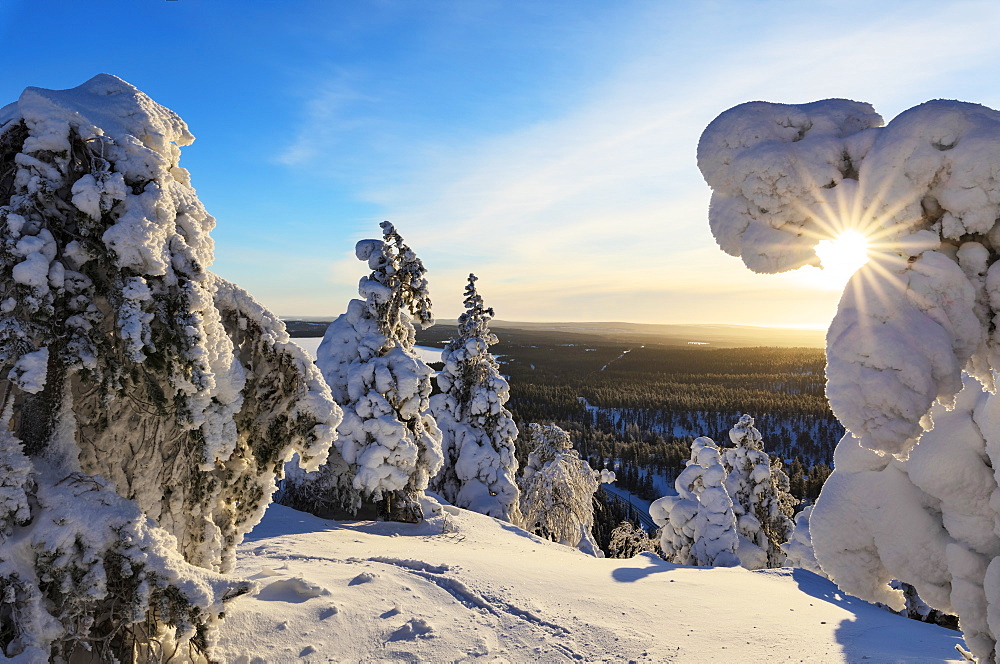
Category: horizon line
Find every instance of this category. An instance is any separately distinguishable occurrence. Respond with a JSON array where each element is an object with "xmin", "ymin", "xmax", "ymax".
[{"xmin": 280, "ymin": 316, "xmax": 829, "ymax": 332}]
